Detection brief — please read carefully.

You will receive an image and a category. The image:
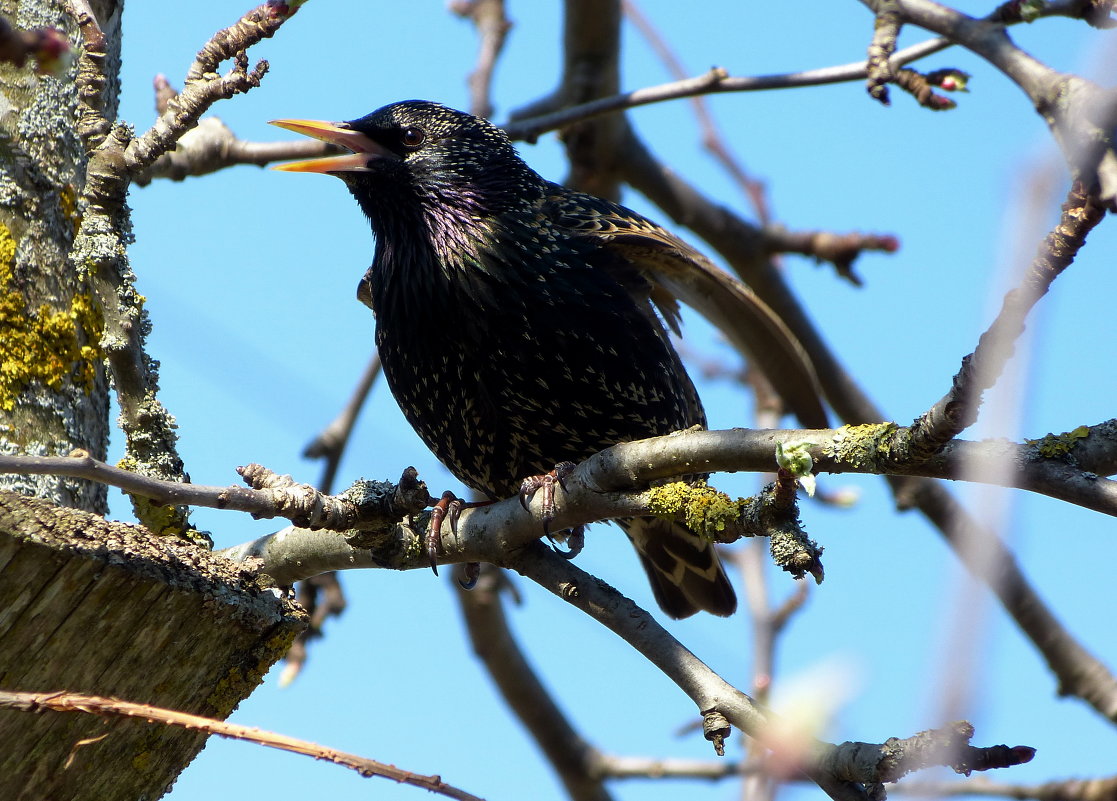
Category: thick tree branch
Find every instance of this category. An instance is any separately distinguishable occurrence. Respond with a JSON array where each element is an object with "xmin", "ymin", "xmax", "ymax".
[{"xmin": 4, "ymin": 421, "xmax": 1117, "ymax": 552}]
